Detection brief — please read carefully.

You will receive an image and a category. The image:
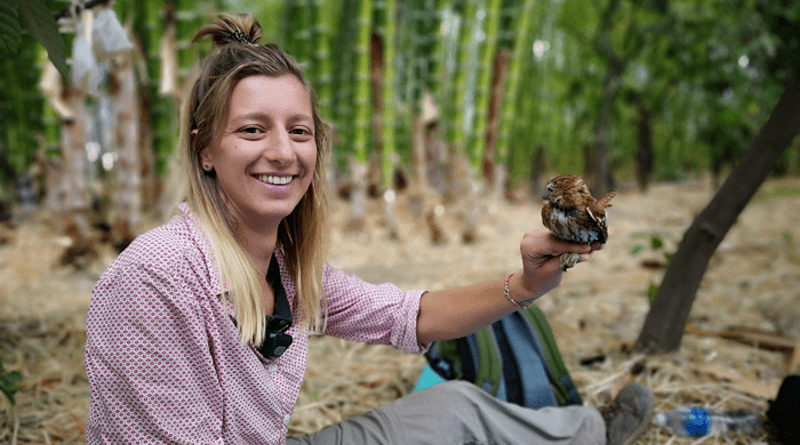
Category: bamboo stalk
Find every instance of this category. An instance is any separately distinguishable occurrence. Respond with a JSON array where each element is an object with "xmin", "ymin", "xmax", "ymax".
[
  {"xmin": 352, "ymin": 0, "xmax": 373, "ymax": 164},
  {"xmin": 346, "ymin": 0, "xmax": 374, "ymax": 231},
  {"xmin": 380, "ymin": 0, "xmax": 399, "ymax": 239},
  {"xmin": 496, "ymin": 0, "xmax": 536, "ymax": 169},
  {"xmin": 448, "ymin": 0, "xmax": 476, "ymax": 163},
  {"xmin": 468, "ymin": 0, "xmax": 501, "ymax": 173},
  {"xmin": 313, "ymin": 0, "xmax": 334, "ymax": 123},
  {"xmin": 331, "ymin": 0, "xmax": 359, "ymax": 159}
]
